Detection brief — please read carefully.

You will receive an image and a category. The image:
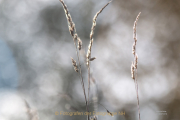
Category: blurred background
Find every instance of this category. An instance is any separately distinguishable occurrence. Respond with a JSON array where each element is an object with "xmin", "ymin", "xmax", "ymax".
[{"xmin": 0, "ymin": 0, "xmax": 180, "ymax": 120}]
